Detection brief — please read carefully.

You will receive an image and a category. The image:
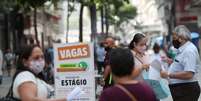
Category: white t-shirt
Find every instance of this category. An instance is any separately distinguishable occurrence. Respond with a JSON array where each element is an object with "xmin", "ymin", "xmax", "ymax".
[{"xmin": 13, "ymin": 71, "xmax": 54, "ymax": 99}]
